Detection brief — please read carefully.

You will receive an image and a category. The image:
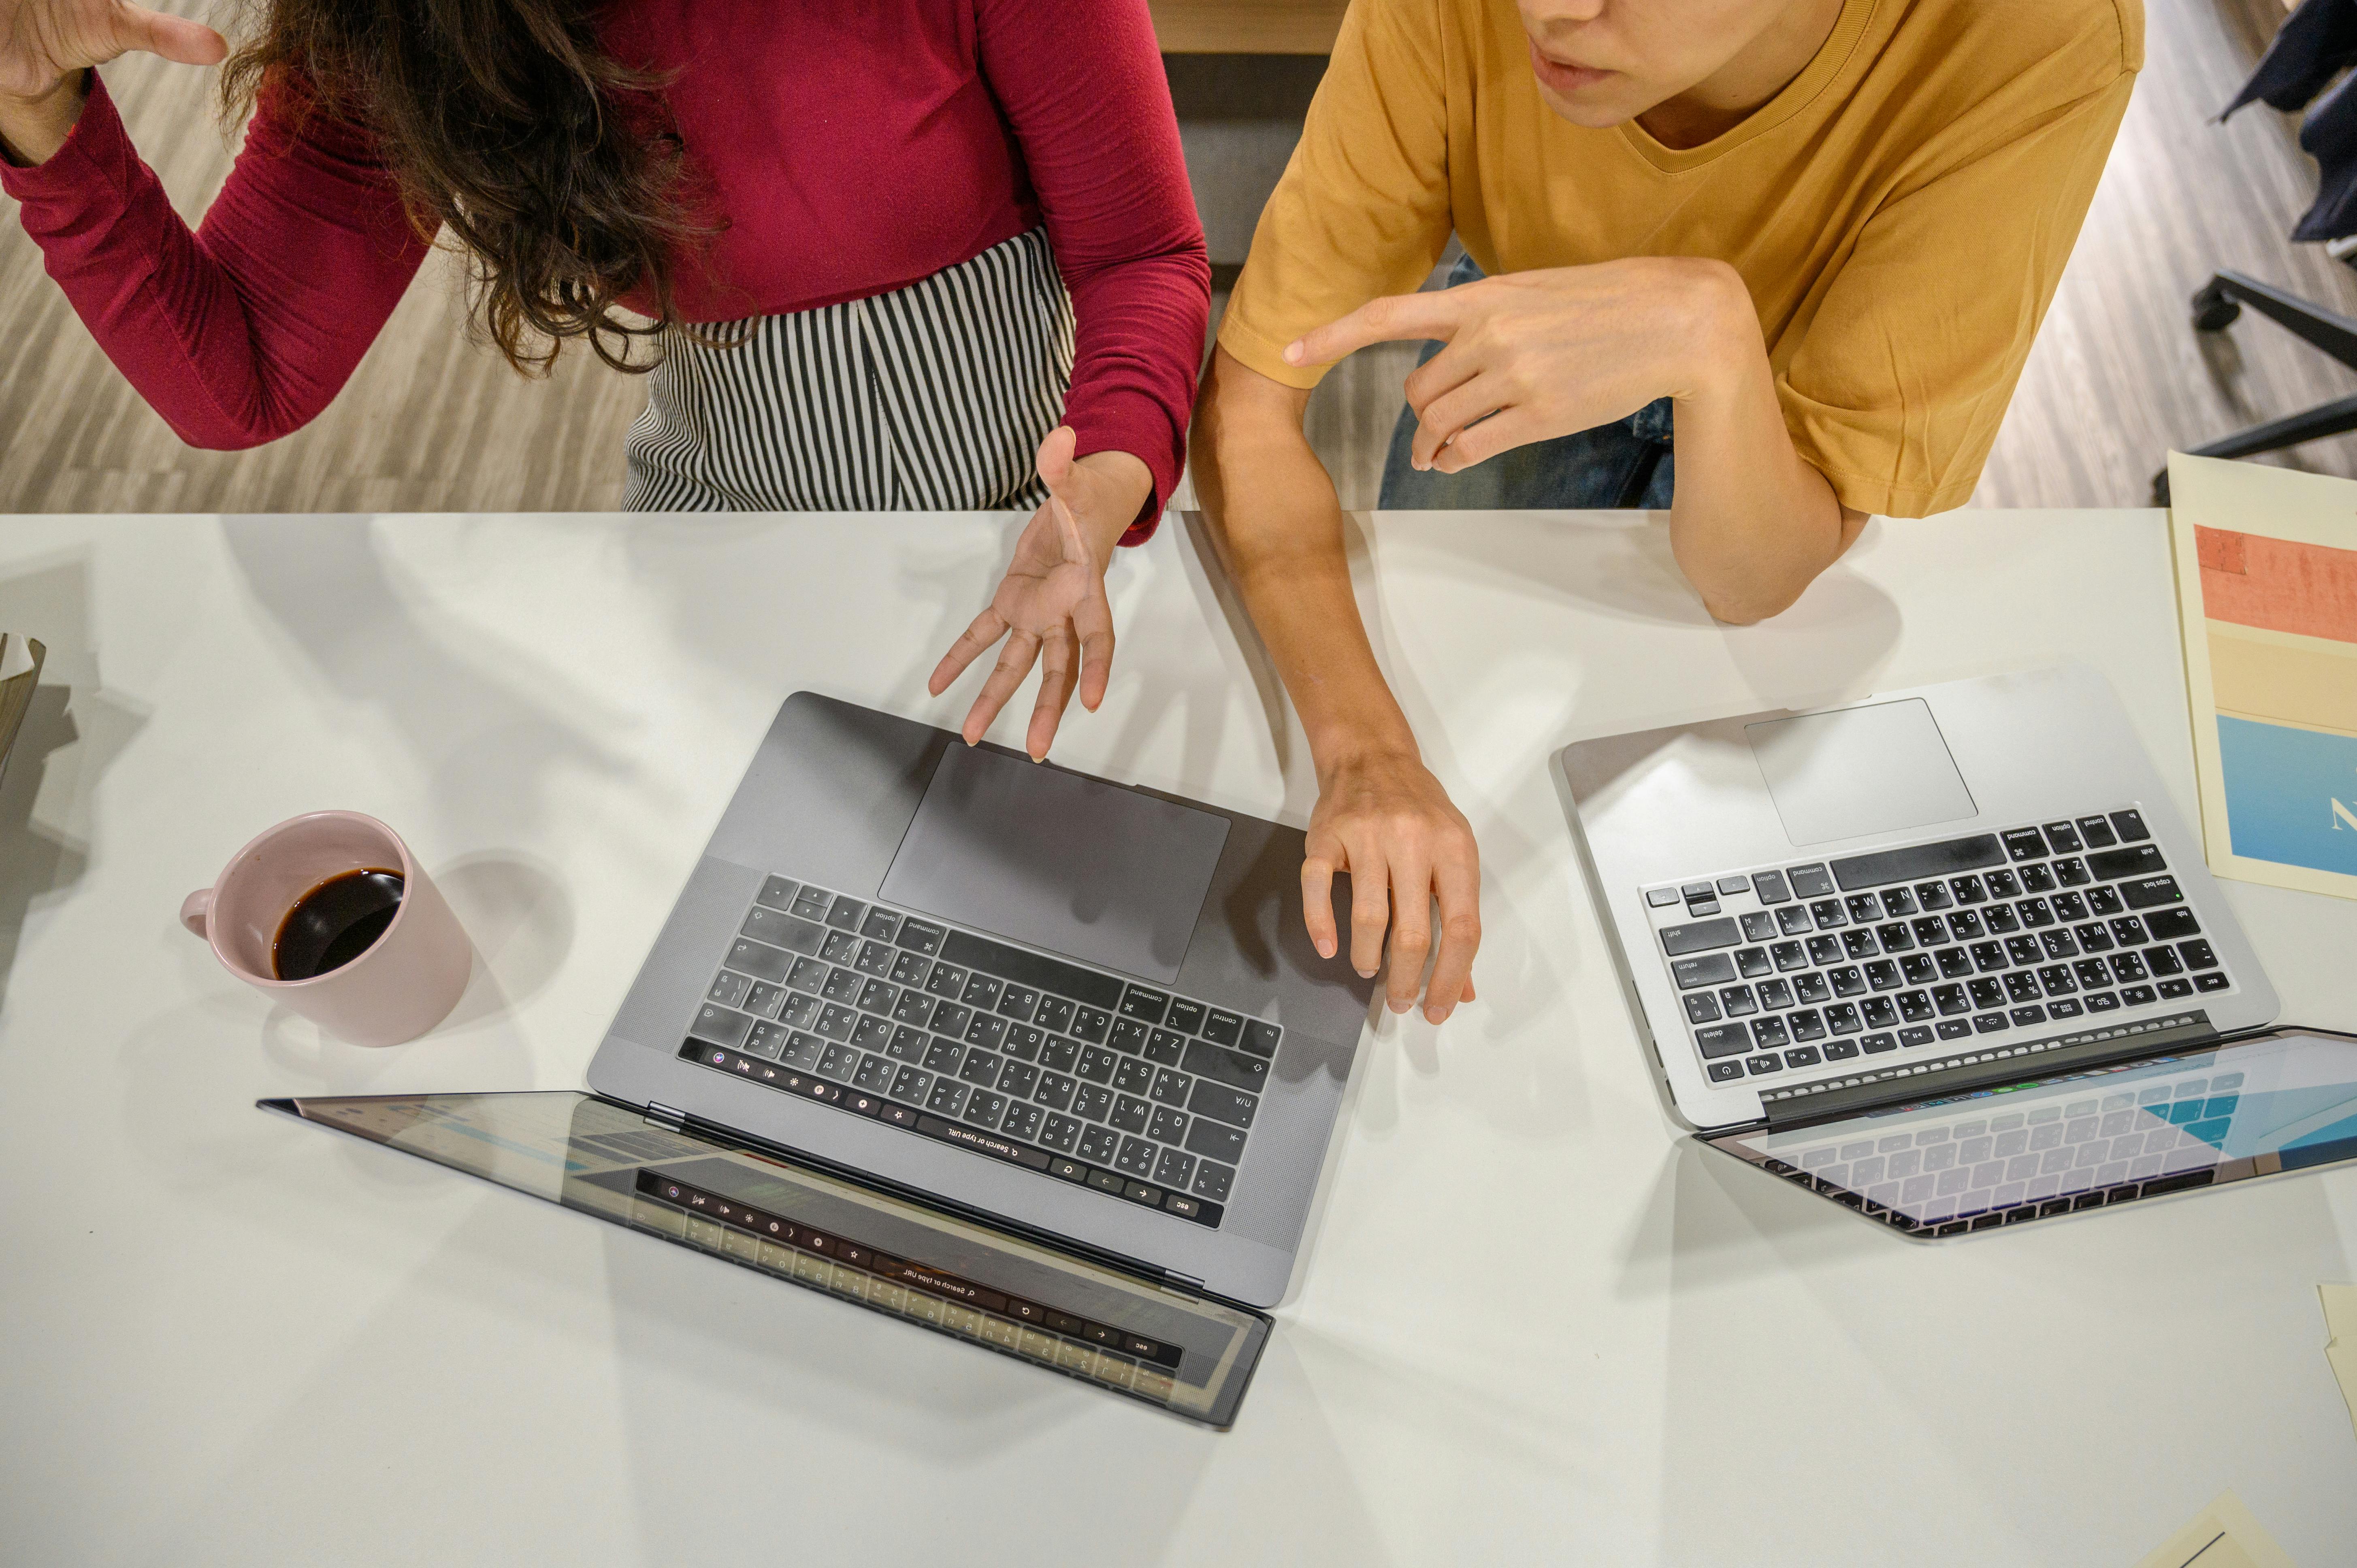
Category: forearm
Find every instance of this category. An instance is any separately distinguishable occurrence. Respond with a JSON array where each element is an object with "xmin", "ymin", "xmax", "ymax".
[
  {"xmin": 1192, "ymin": 349, "xmax": 1419, "ymax": 767},
  {"xmin": 0, "ymin": 68, "xmax": 85, "ymax": 164},
  {"xmin": 1666, "ymin": 268, "xmax": 1865, "ymax": 624}
]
